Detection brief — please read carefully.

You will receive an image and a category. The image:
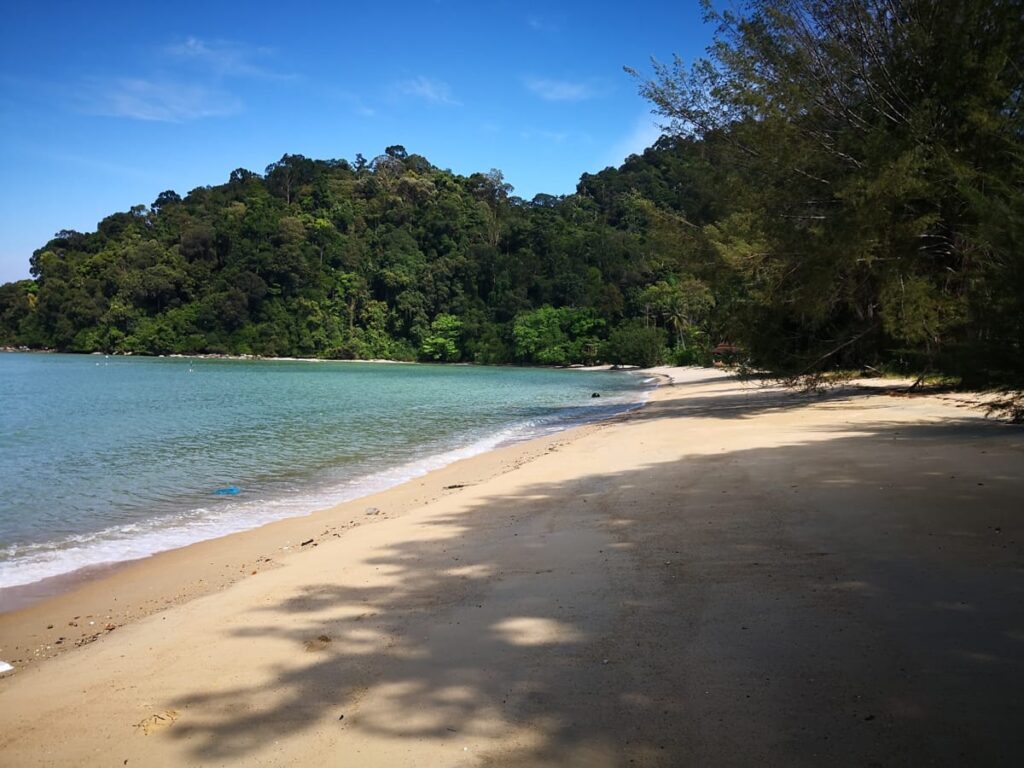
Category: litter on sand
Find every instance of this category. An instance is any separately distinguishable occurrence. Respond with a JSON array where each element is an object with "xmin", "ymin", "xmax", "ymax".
[{"xmin": 0, "ymin": 661, "xmax": 14, "ymax": 674}]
